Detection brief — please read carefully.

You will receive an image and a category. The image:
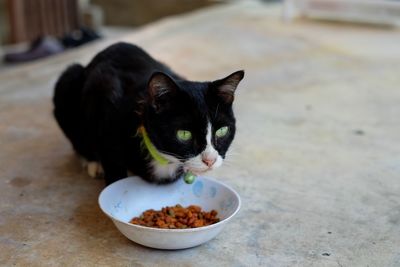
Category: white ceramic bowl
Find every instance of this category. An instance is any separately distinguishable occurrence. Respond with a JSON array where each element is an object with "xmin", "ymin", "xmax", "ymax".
[{"xmin": 98, "ymin": 176, "xmax": 241, "ymax": 250}]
